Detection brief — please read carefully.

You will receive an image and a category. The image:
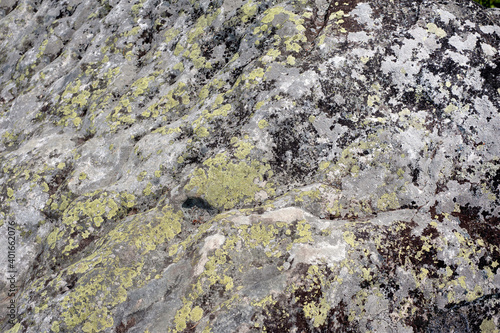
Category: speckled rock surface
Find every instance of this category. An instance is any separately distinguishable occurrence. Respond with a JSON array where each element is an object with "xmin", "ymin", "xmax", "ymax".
[{"xmin": 1, "ymin": 0, "xmax": 499, "ymax": 332}]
